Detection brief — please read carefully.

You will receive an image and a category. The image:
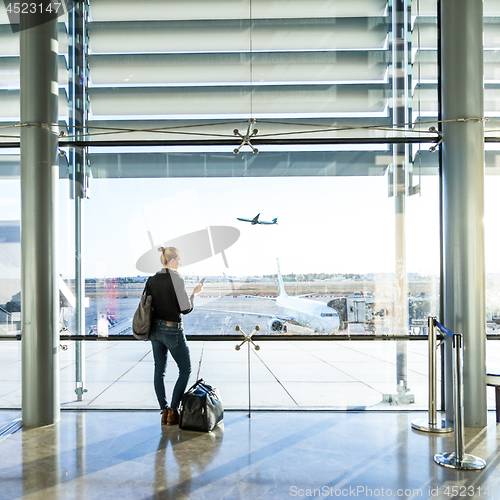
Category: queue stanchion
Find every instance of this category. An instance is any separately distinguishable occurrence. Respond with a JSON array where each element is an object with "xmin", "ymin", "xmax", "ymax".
[
  {"xmin": 235, "ymin": 325, "xmax": 260, "ymax": 418},
  {"xmin": 434, "ymin": 331, "xmax": 486, "ymax": 470},
  {"xmin": 412, "ymin": 316, "xmax": 453, "ymax": 433}
]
